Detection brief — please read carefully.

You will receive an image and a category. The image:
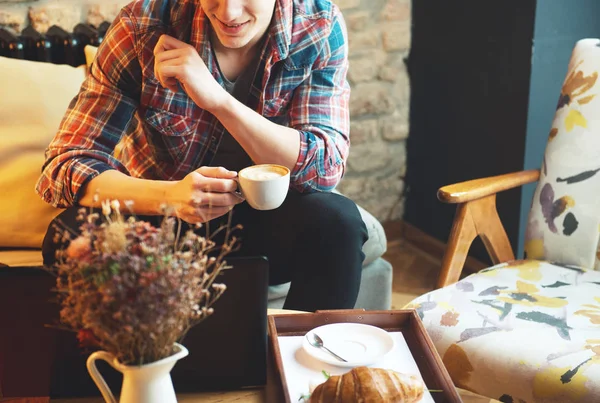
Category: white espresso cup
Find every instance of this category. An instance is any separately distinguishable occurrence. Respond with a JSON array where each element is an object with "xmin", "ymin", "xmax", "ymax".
[{"xmin": 236, "ymin": 164, "xmax": 290, "ymax": 210}]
